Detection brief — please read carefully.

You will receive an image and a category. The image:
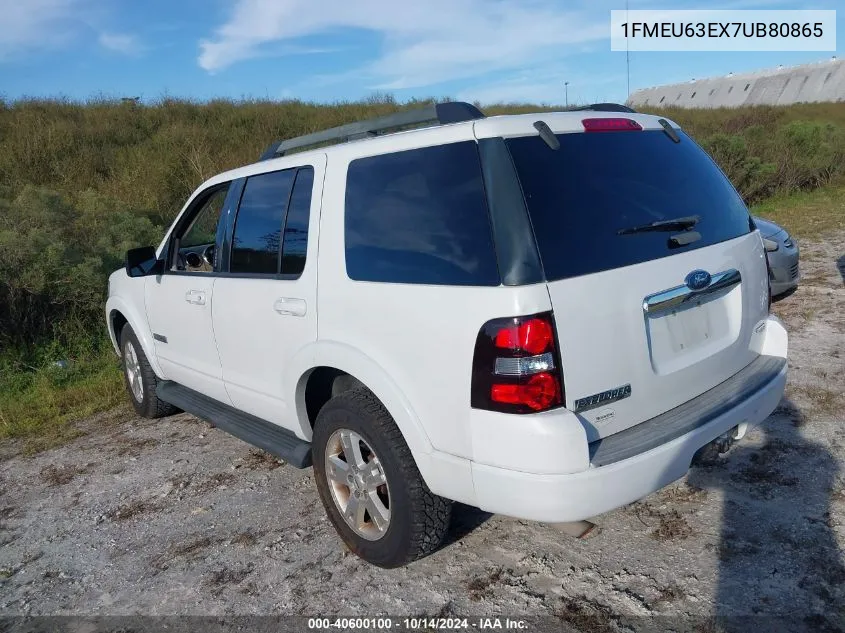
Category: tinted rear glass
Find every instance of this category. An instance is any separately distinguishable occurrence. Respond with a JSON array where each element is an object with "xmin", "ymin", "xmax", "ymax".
[
  {"xmin": 506, "ymin": 129, "xmax": 751, "ymax": 281},
  {"xmin": 345, "ymin": 141, "xmax": 500, "ymax": 286},
  {"xmin": 231, "ymin": 169, "xmax": 294, "ymax": 274},
  {"xmin": 280, "ymin": 167, "xmax": 313, "ymax": 277}
]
